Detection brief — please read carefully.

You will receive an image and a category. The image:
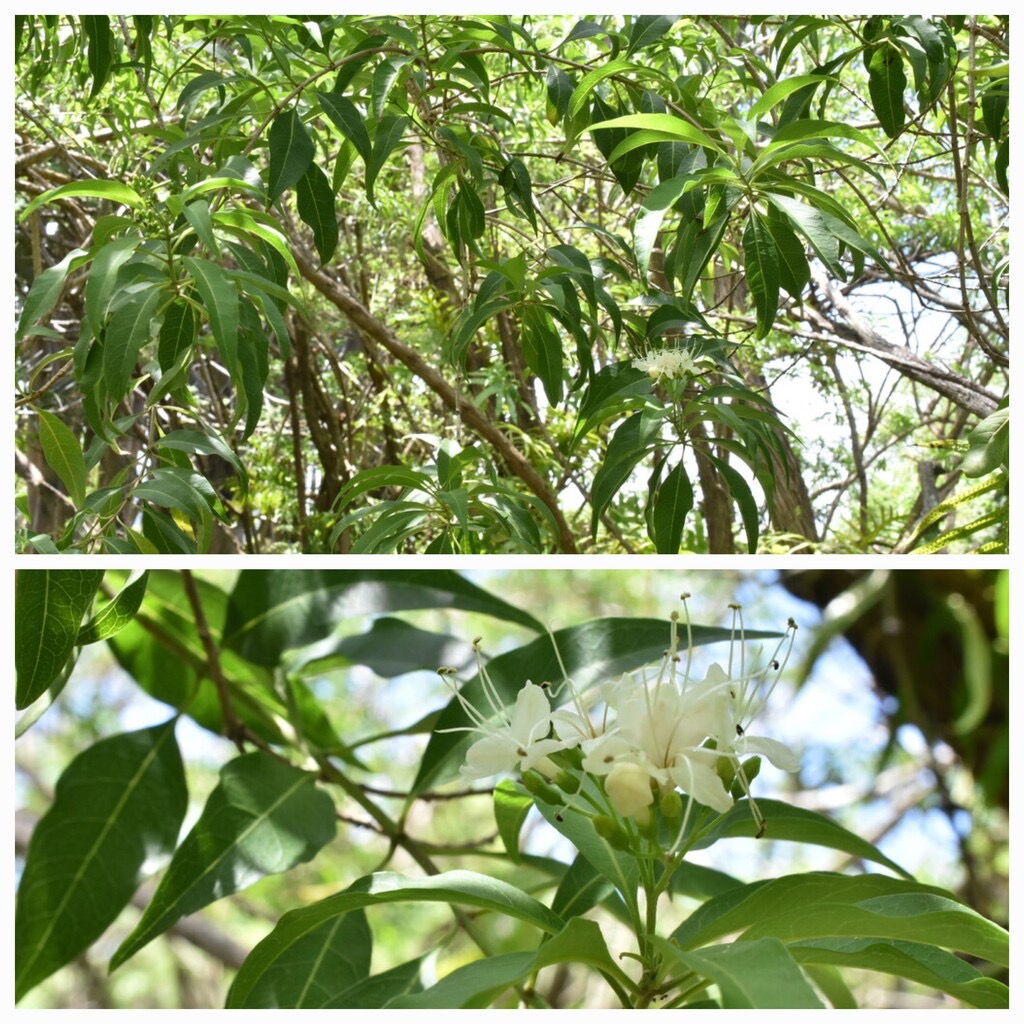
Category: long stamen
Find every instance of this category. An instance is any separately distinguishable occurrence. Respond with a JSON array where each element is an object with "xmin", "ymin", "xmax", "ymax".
[{"xmin": 680, "ymin": 593, "xmax": 694, "ymax": 689}]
